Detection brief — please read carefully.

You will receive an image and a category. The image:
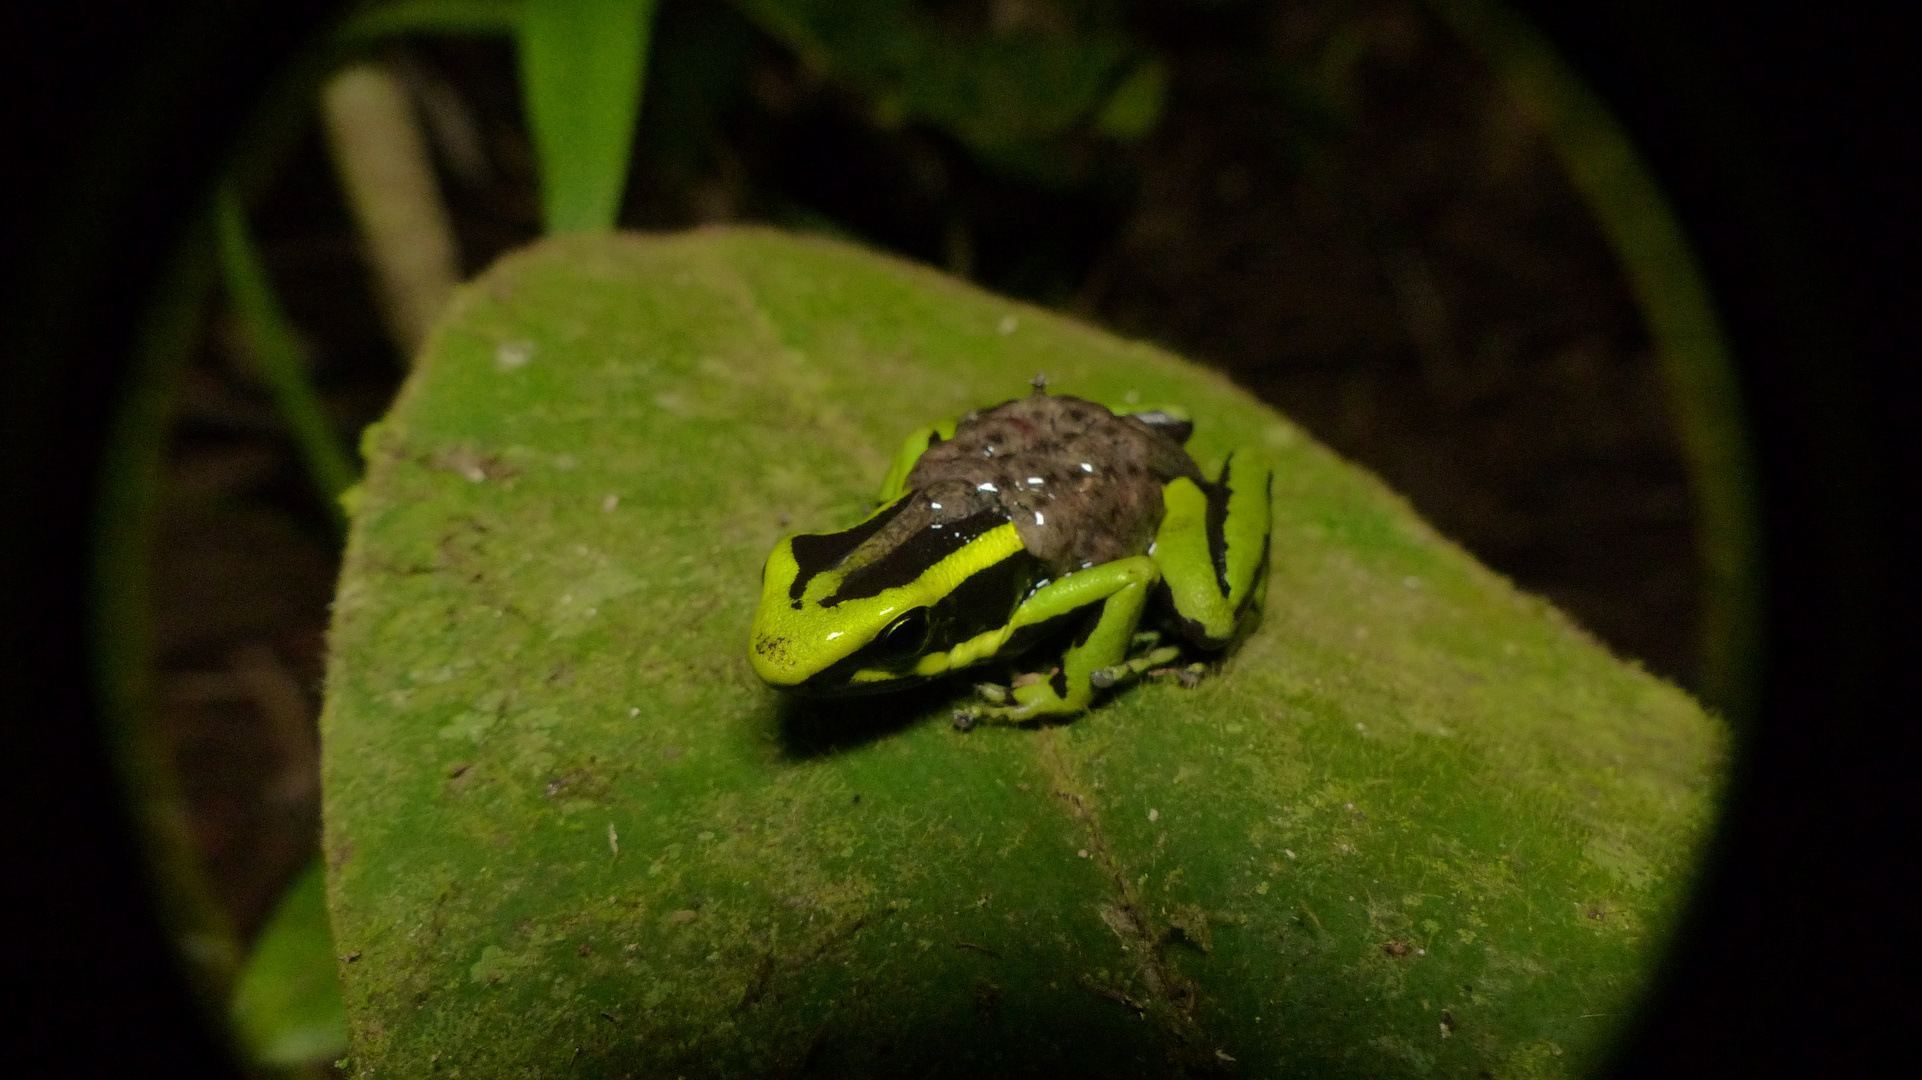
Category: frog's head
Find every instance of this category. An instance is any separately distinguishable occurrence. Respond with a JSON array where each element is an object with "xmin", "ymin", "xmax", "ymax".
[{"xmin": 751, "ymin": 493, "xmax": 1044, "ymax": 695}]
